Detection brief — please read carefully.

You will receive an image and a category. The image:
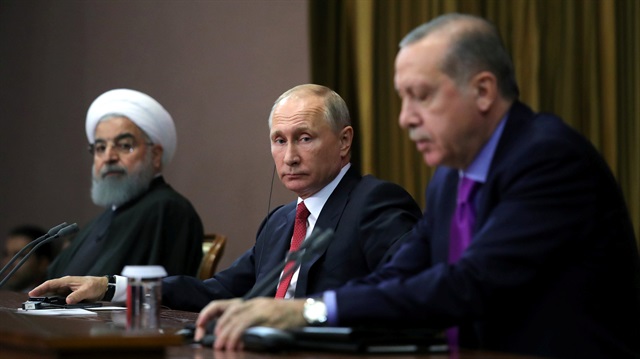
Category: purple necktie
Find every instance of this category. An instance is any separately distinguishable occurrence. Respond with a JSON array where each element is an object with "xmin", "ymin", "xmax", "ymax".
[
  {"xmin": 448, "ymin": 177, "xmax": 480, "ymax": 263},
  {"xmin": 447, "ymin": 176, "xmax": 480, "ymax": 350}
]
